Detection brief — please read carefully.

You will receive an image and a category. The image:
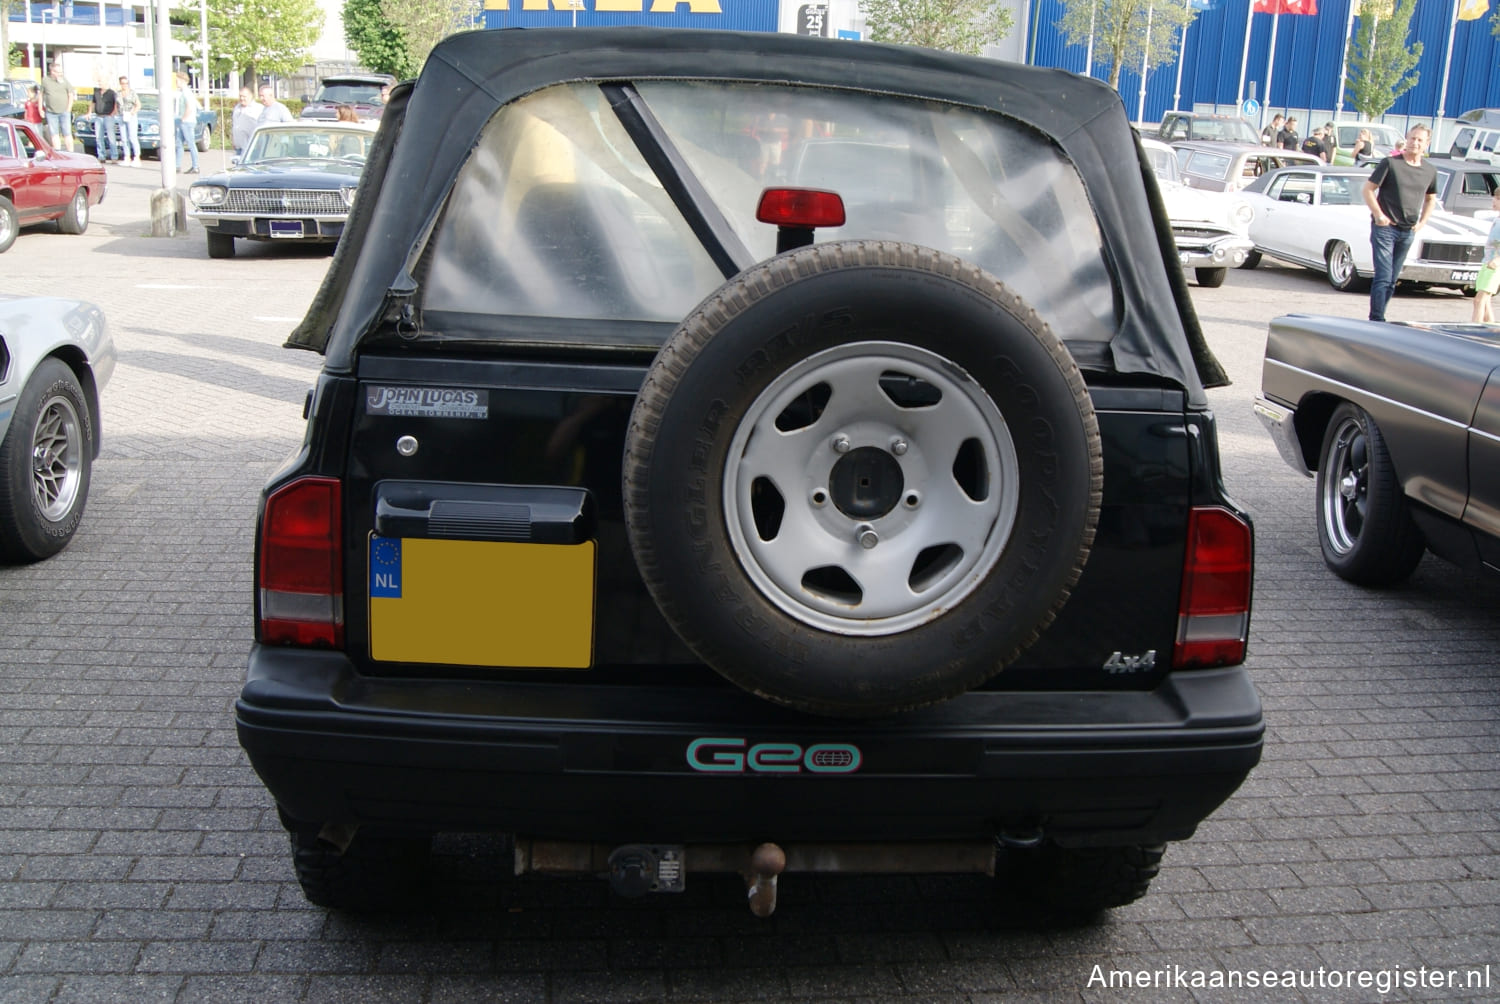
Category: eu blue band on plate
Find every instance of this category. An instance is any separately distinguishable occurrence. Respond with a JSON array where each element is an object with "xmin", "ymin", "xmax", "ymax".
[{"xmin": 370, "ymin": 536, "xmax": 402, "ymax": 598}]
